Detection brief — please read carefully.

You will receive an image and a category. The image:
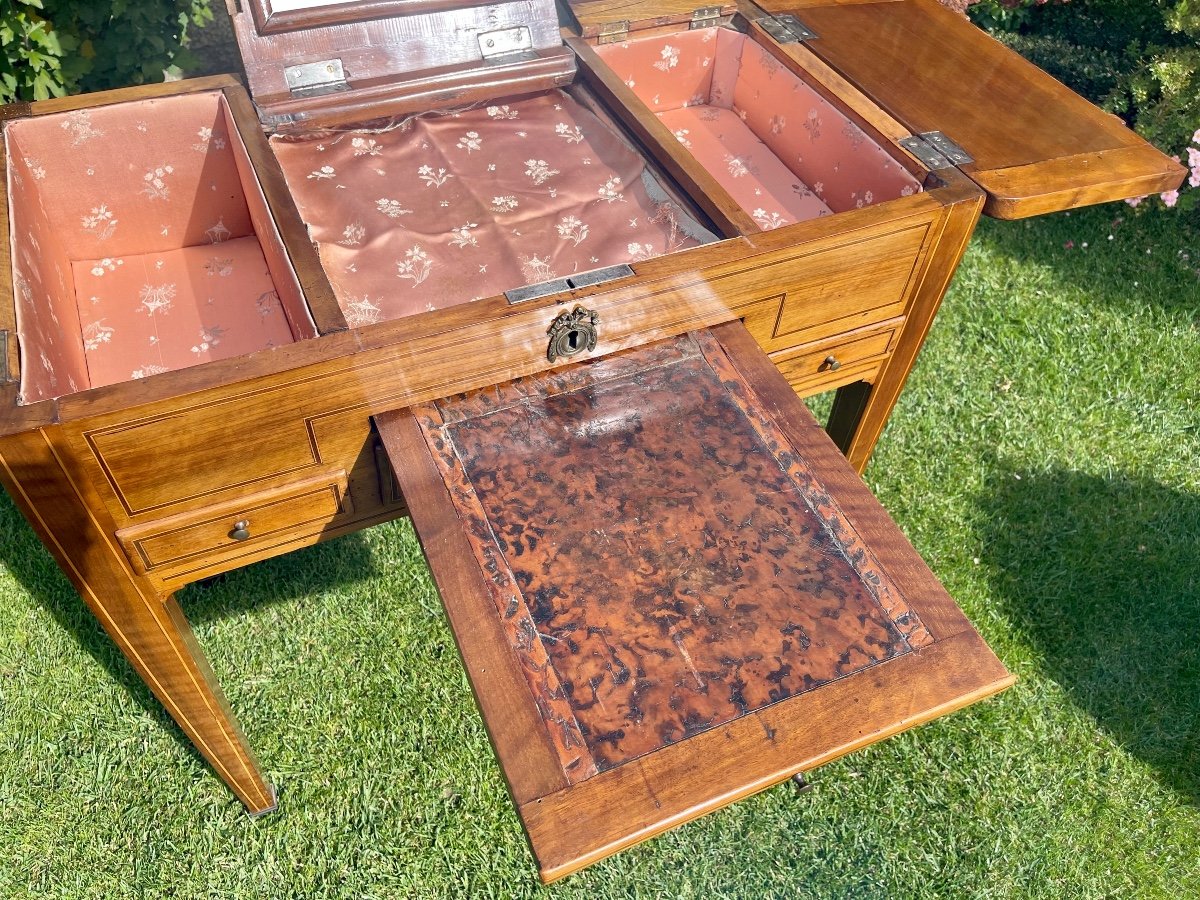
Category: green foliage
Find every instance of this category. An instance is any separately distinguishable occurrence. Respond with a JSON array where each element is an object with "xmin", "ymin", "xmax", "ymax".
[
  {"xmin": 0, "ymin": 0, "xmax": 213, "ymax": 103},
  {"xmin": 967, "ymin": 0, "xmax": 1200, "ymax": 211}
]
